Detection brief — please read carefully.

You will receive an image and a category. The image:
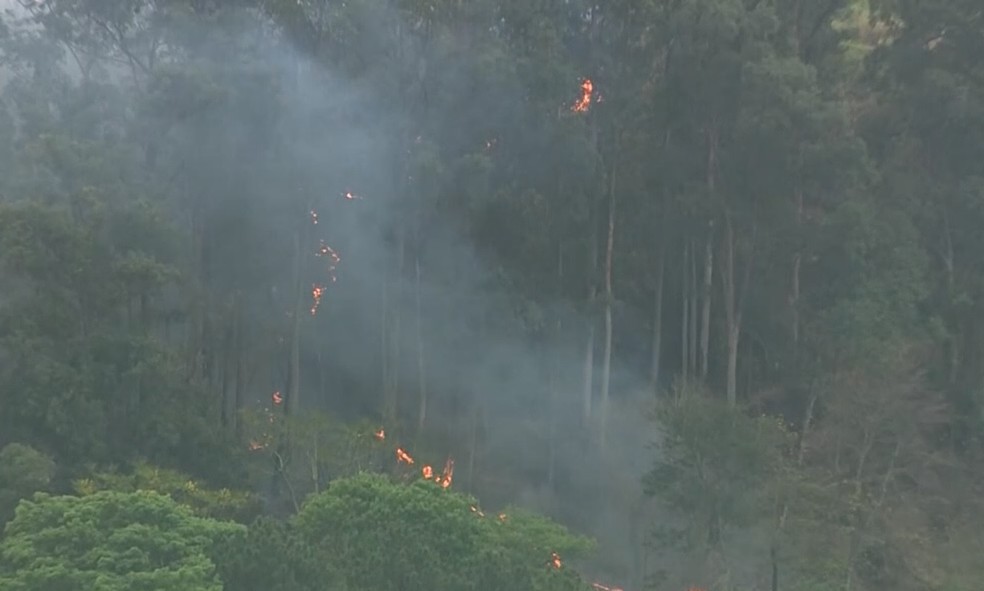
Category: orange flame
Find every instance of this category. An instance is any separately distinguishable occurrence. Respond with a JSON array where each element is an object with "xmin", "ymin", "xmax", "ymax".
[
  {"xmin": 396, "ymin": 447, "xmax": 414, "ymax": 464},
  {"xmin": 549, "ymin": 551, "xmax": 562, "ymax": 569},
  {"xmin": 316, "ymin": 241, "xmax": 341, "ymax": 284},
  {"xmin": 310, "ymin": 284, "xmax": 326, "ymax": 315},
  {"xmin": 271, "ymin": 391, "xmax": 283, "ymax": 405},
  {"xmin": 437, "ymin": 457, "xmax": 454, "ymax": 489},
  {"xmin": 373, "ymin": 428, "xmax": 385, "ymax": 441},
  {"xmin": 571, "ymin": 78, "xmax": 594, "ymax": 113},
  {"xmin": 422, "ymin": 465, "xmax": 433, "ymax": 479}
]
